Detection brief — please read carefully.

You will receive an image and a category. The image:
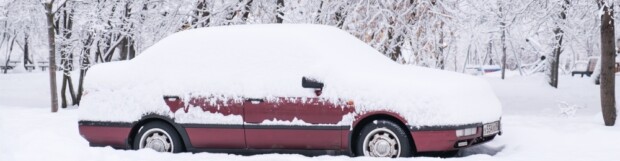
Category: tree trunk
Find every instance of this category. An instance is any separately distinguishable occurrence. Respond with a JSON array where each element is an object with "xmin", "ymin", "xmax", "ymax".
[
  {"xmin": 437, "ymin": 21, "xmax": 445, "ymax": 69},
  {"xmin": 128, "ymin": 42, "xmax": 135, "ymax": 60},
  {"xmin": 3, "ymin": 37, "xmax": 15, "ymax": 74},
  {"xmin": 242, "ymin": 0, "xmax": 253, "ymax": 22},
  {"xmin": 385, "ymin": 25, "xmax": 402, "ymax": 61},
  {"xmin": 119, "ymin": 37, "xmax": 128, "ymax": 60},
  {"xmin": 499, "ymin": 2, "xmax": 507, "ymax": 79},
  {"xmin": 391, "ymin": 35, "xmax": 404, "ymax": 62},
  {"xmin": 59, "ymin": 3, "xmax": 76, "ymax": 108},
  {"xmin": 104, "ymin": 36, "xmax": 119, "ymax": 62},
  {"xmin": 117, "ymin": 38, "xmax": 136, "ymax": 60},
  {"xmin": 483, "ymin": 41, "xmax": 492, "ymax": 67},
  {"xmin": 44, "ymin": 2, "xmax": 59, "ymax": 113},
  {"xmin": 119, "ymin": 2, "xmax": 133, "ymax": 60},
  {"xmin": 76, "ymin": 34, "xmax": 93, "ymax": 105},
  {"xmin": 548, "ymin": 0, "xmax": 569, "ymax": 88},
  {"xmin": 315, "ymin": 0, "xmax": 324, "ymax": 23},
  {"xmin": 501, "ymin": 25, "xmax": 507, "ymax": 79},
  {"xmin": 334, "ymin": 4, "xmax": 346, "ymax": 28},
  {"xmin": 76, "ymin": 68, "xmax": 87, "ymax": 105},
  {"xmin": 60, "ymin": 74, "xmax": 68, "ymax": 108},
  {"xmin": 276, "ymin": 0, "xmax": 284, "ymax": 23},
  {"xmin": 60, "ymin": 56, "xmax": 77, "ymax": 108},
  {"xmin": 23, "ymin": 35, "xmax": 32, "ymax": 70},
  {"xmin": 549, "ymin": 31, "xmax": 562, "ymax": 88},
  {"xmin": 600, "ymin": 2, "xmax": 616, "ymax": 126},
  {"xmin": 95, "ymin": 44, "xmax": 102, "ymax": 63},
  {"xmin": 67, "ymin": 73, "xmax": 77, "ymax": 105}
]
